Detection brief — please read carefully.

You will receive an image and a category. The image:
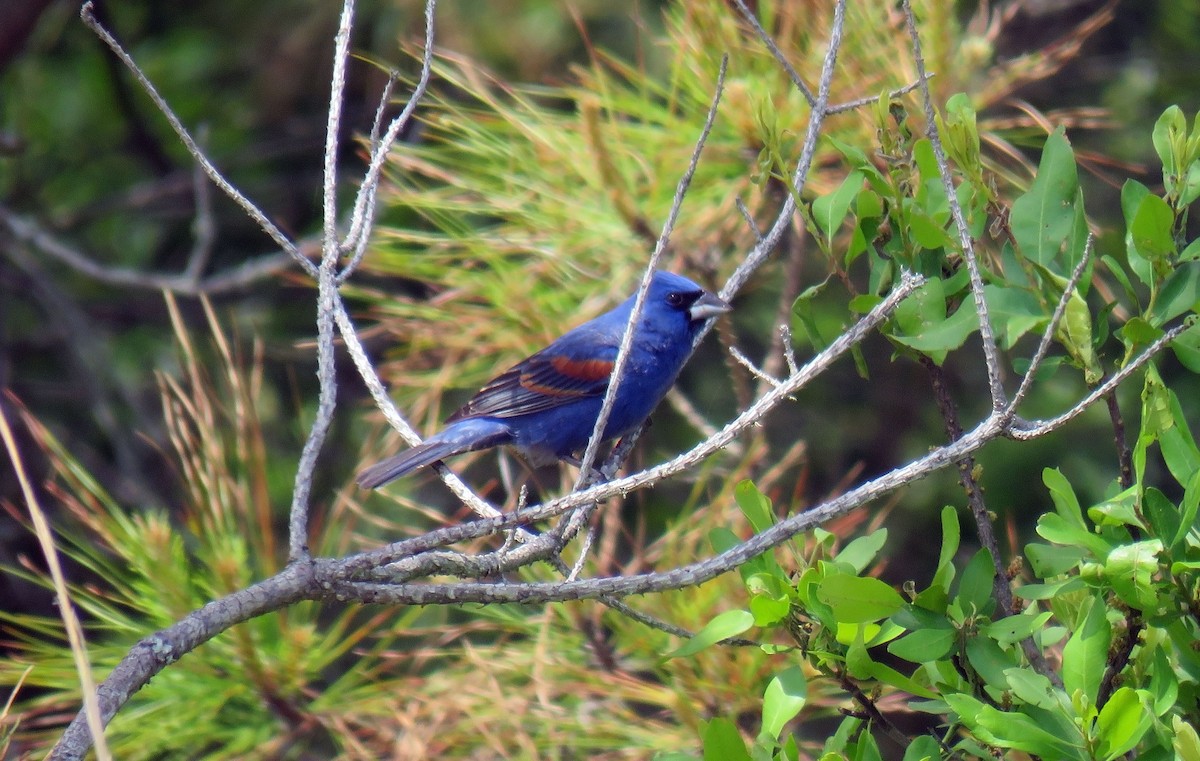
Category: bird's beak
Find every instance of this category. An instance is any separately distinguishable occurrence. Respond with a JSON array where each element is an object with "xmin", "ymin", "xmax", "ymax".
[{"xmin": 688, "ymin": 291, "xmax": 732, "ymax": 322}]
